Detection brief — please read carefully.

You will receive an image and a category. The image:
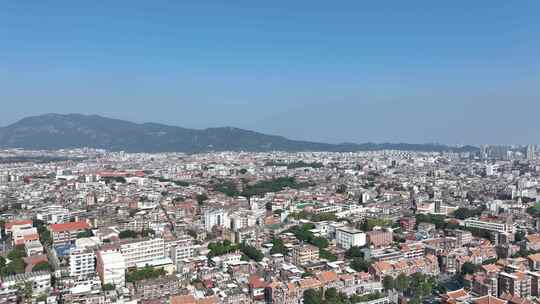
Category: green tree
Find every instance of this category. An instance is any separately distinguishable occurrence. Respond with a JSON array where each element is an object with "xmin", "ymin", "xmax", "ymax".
[
  {"xmin": 102, "ymin": 283, "xmax": 115, "ymax": 291},
  {"xmin": 461, "ymin": 262, "xmax": 477, "ymax": 275},
  {"xmin": 515, "ymin": 230, "xmax": 526, "ymax": 242},
  {"xmin": 350, "ymin": 258, "xmax": 370, "ymax": 272},
  {"xmin": 77, "ymin": 229, "xmax": 93, "ymax": 238},
  {"xmin": 382, "ymin": 275, "xmax": 395, "ymax": 291},
  {"xmin": 324, "ymin": 288, "xmax": 339, "ymax": 303},
  {"xmin": 32, "ymin": 261, "xmax": 51, "ymax": 272},
  {"xmin": 40, "ymin": 230, "xmax": 52, "ymax": 247},
  {"xmin": 420, "ymin": 281, "xmax": 432, "ymax": 298},
  {"xmin": 319, "ymin": 249, "xmax": 337, "ymax": 262},
  {"xmin": 408, "ymin": 297, "xmax": 422, "ymax": 304},
  {"xmin": 196, "ymin": 193, "xmax": 208, "ymax": 205},
  {"xmin": 15, "ymin": 282, "xmax": 33, "ymax": 301},
  {"xmin": 395, "ymin": 273, "xmax": 409, "ymax": 292},
  {"xmin": 270, "ymin": 238, "xmax": 287, "ymax": 255},
  {"xmin": 526, "ymin": 203, "xmax": 540, "ymax": 217},
  {"xmin": 141, "ymin": 229, "xmax": 155, "ymax": 237},
  {"xmin": 126, "ymin": 266, "xmax": 166, "ymax": 283},
  {"xmin": 8, "ymin": 259, "xmax": 26, "ymax": 274},
  {"xmin": 453, "ymin": 207, "xmax": 484, "ymax": 220},
  {"xmin": 345, "ymin": 246, "xmax": 364, "ymax": 259},
  {"xmin": 7, "ymin": 247, "xmax": 26, "ymax": 260},
  {"xmin": 311, "ymin": 237, "xmax": 329, "ymax": 249},
  {"xmin": 303, "ymin": 289, "xmax": 322, "ymax": 304},
  {"xmin": 118, "ymin": 230, "xmax": 138, "ymax": 239},
  {"xmin": 239, "ymin": 243, "xmax": 264, "ymax": 262}
]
